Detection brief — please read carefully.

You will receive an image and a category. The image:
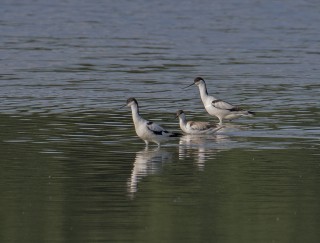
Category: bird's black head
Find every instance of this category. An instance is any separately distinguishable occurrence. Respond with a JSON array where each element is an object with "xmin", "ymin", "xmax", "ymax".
[
  {"xmin": 194, "ymin": 77, "xmax": 205, "ymax": 84},
  {"xmin": 126, "ymin": 97, "xmax": 138, "ymax": 106},
  {"xmin": 184, "ymin": 77, "xmax": 205, "ymax": 89},
  {"xmin": 175, "ymin": 110, "xmax": 185, "ymax": 118}
]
